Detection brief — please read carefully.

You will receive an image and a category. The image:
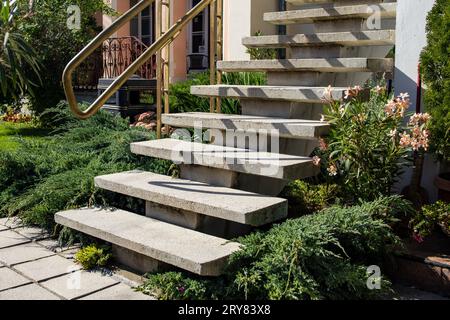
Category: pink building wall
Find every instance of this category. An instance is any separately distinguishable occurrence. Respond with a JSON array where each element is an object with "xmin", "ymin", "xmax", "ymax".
[{"xmin": 101, "ymin": 0, "xmax": 189, "ymax": 82}]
